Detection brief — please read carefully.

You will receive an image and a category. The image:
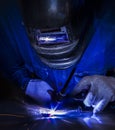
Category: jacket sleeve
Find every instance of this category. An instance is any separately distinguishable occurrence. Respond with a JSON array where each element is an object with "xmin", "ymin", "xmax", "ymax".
[
  {"xmin": 0, "ymin": 34, "xmax": 31, "ymax": 91},
  {"xmin": 0, "ymin": 1, "xmax": 32, "ymax": 91}
]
